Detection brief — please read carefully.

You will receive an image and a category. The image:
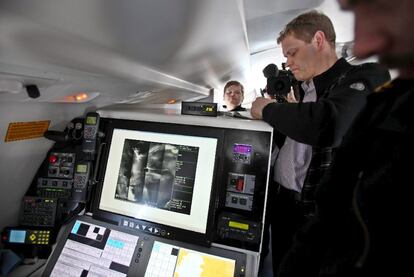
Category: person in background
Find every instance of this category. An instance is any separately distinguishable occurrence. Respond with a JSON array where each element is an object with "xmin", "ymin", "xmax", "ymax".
[
  {"xmin": 223, "ymin": 80, "xmax": 246, "ymax": 111},
  {"xmin": 277, "ymin": 0, "xmax": 414, "ymax": 276},
  {"xmin": 251, "ymin": 10, "xmax": 390, "ymax": 275}
]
